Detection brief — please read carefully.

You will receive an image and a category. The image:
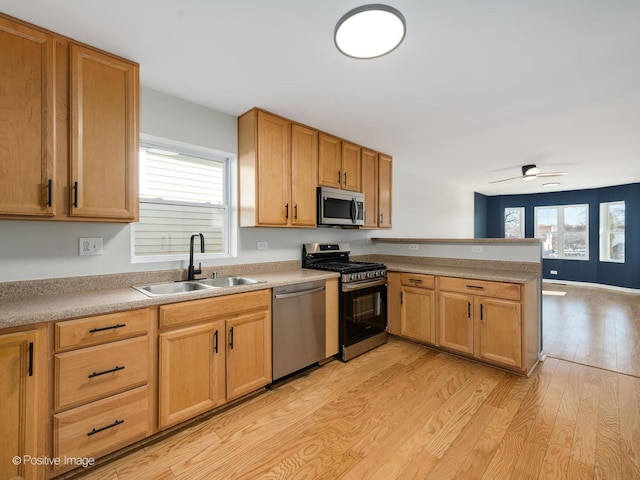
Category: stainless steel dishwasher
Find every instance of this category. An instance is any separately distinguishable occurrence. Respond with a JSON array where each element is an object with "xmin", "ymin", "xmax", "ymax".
[{"xmin": 272, "ymin": 280, "xmax": 326, "ymax": 381}]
